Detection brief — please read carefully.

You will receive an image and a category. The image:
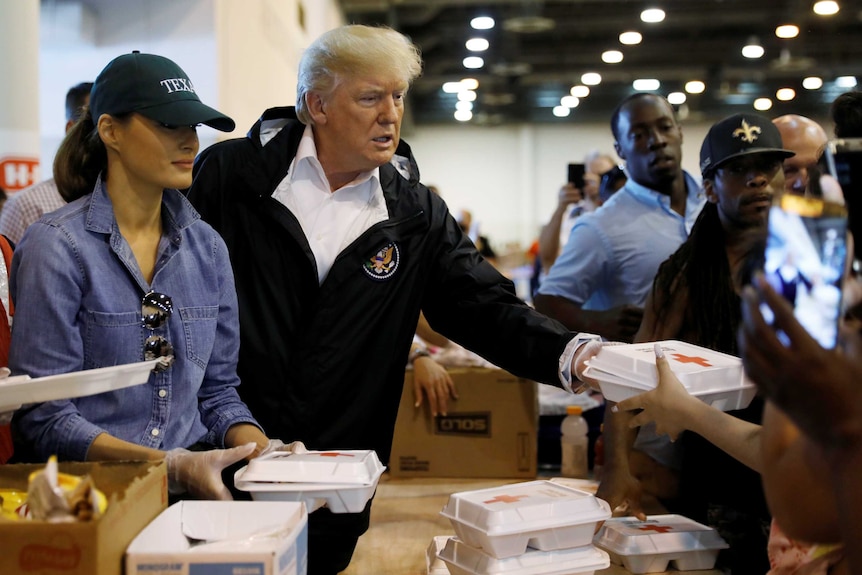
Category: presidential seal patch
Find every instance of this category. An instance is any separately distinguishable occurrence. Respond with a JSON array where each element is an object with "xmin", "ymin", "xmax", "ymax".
[{"xmin": 363, "ymin": 242, "xmax": 400, "ymax": 280}]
